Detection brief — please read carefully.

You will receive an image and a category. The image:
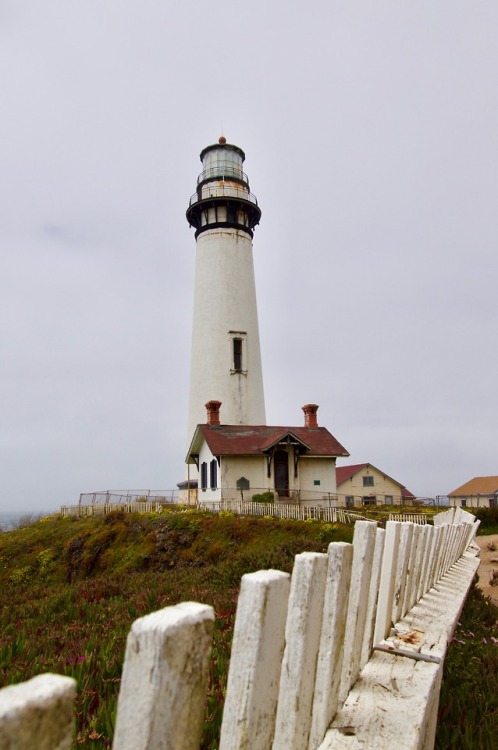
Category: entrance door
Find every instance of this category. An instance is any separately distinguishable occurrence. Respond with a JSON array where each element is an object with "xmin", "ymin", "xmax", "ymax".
[{"xmin": 274, "ymin": 450, "xmax": 289, "ymax": 498}]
